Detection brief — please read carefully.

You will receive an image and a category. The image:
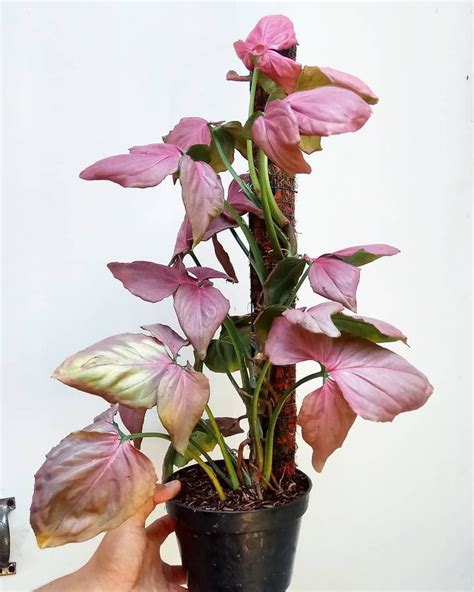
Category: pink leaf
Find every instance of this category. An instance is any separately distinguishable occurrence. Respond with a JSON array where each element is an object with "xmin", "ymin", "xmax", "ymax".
[
  {"xmin": 265, "ymin": 318, "xmax": 433, "ymax": 421},
  {"xmin": 30, "ymin": 407, "xmax": 157, "ymax": 548},
  {"xmin": 298, "ymin": 379, "xmax": 356, "ymax": 472},
  {"xmin": 108, "ymin": 261, "xmax": 186, "ymax": 303},
  {"xmin": 234, "ymin": 16, "xmax": 300, "ymax": 93},
  {"xmin": 244, "ymin": 15, "xmax": 298, "ymax": 49},
  {"xmin": 257, "ymin": 50, "xmax": 302, "ymax": 94},
  {"xmin": 286, "ymin": 86, "xmax": 372, "ymax": 136},
  {"xmin": 308, "ymin": 256, "xmax": 360, "ymax": 312},
  {"xmin": 173, "ymin": 283, "xmax": 230, "ymax": 359},
  {"xmin": 320, "ymin": 67, "xmax": 379, "ymax": 105},
  {"xmin": 283, "ymin": 302, "xmax": 344, "ymax": 337},
  {"xmin": 335, "ymin": 313, "xmax": 407, "ymax": 344},
  {"xmin": 186, "ymin": 266, "xmax": 233, "ymax": 282},
  {"xmin": 156, "ymin": 362, "xmax": 210, "ymax": 453},
  {"xmin": 212, "ymin": 234, "xmax": 238, "ymax": 282},
  {"xmin": 172, "ymin": 214, "xmax": 236, "ymax": 257},
  {"xmin": 332, "ymin": 243, "xmax": 400, "ymax": 266},
  {"xmin": 356, "ymin": 316, "xmax": 407, "ymax": 342},
  {"xmin": 226, "ymin": 70, "xmax": 252, "ymax": 82},
  {"xmin": 179, "ymin": 155, "xmax": 225, "ymax": 245},
  {"xmin": 163, "ymin": 117, "xmax": 211, "ymax": 152},
  {"xmin": 252, "ymin": 100, "xmax": 311, "ymax": 176},
  {"xmin": 53, "ymin": 333, "xmax": 174, "ymax": 408},
  {"xmin": 141, "ymin": 323, "xmax": 188, "ymax": 357},
  {"xmin": 227, "ymin": 175, "xmax": 263, "ymax": 217},
  {"xmin": 53, "ymin": 334, "xmax": 209, "ymax": 452},
  {"xmin": 119, "ymin": 405, "xmax": 146, "ymax": 449},
  {"xmin": 79, "ymin": 143, "xmax": 181, "ymax": 188}
]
